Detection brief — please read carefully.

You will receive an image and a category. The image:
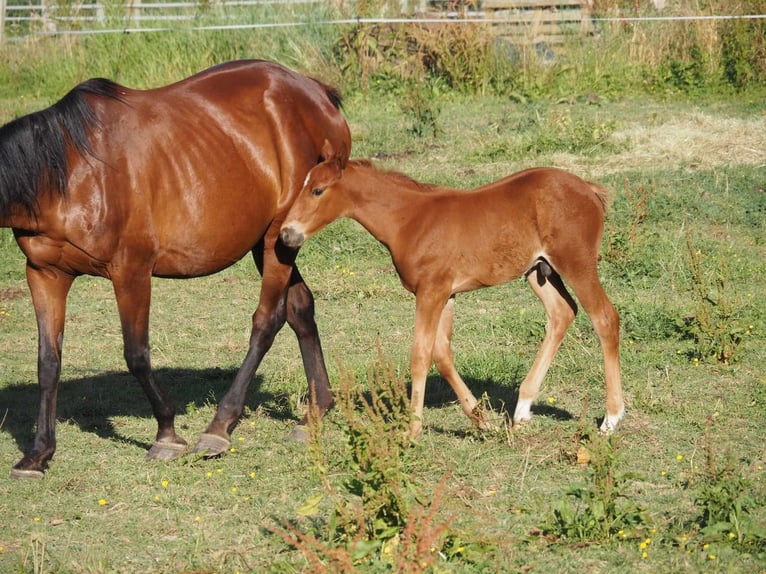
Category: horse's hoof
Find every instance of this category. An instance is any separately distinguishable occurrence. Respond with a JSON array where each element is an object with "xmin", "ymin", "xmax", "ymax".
[
  {"xmin": 286, "ymin": 424, "xmax": 309, "ymax": 442},
  {"xmin": 192, "ymin": 433, "xmax": 231, "ymax": 457},
  {"xmin": 10, "ymin": 467, "xmax": 45, "ymax": 480},
  {"xmin": 147, "ymin": 439, "xmax": 188, "ymax": 461}
]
